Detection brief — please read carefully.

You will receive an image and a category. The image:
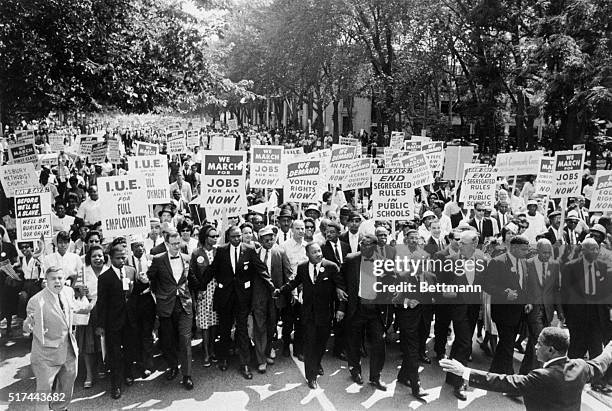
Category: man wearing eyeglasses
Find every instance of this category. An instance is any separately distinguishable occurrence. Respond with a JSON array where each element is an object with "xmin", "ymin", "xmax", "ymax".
[{"xmin": 468, "ymin": 202, "xmax": 494, "ymax": 245}]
